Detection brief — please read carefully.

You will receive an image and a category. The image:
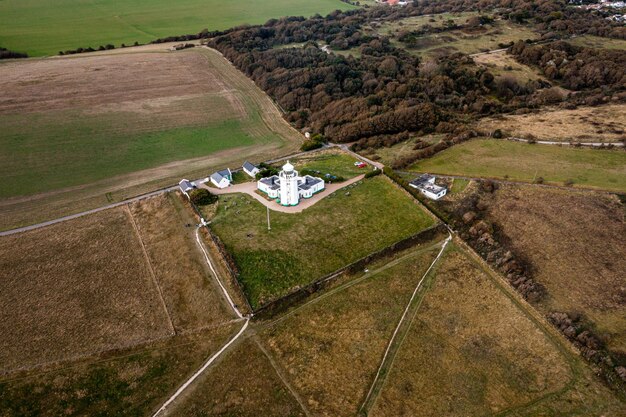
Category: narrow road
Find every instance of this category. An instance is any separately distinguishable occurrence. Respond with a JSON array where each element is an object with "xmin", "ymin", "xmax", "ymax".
[
  {"xmin": 0, "ymin": 186, "xmax": 176, "ymax": 237},
  {"xmin": 507, "ymin": 136, "xmax": 624, "ymax": 147},
  {"xmin": 397, "ymin": 170, "xmax": 620, "ymax": 195}
]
